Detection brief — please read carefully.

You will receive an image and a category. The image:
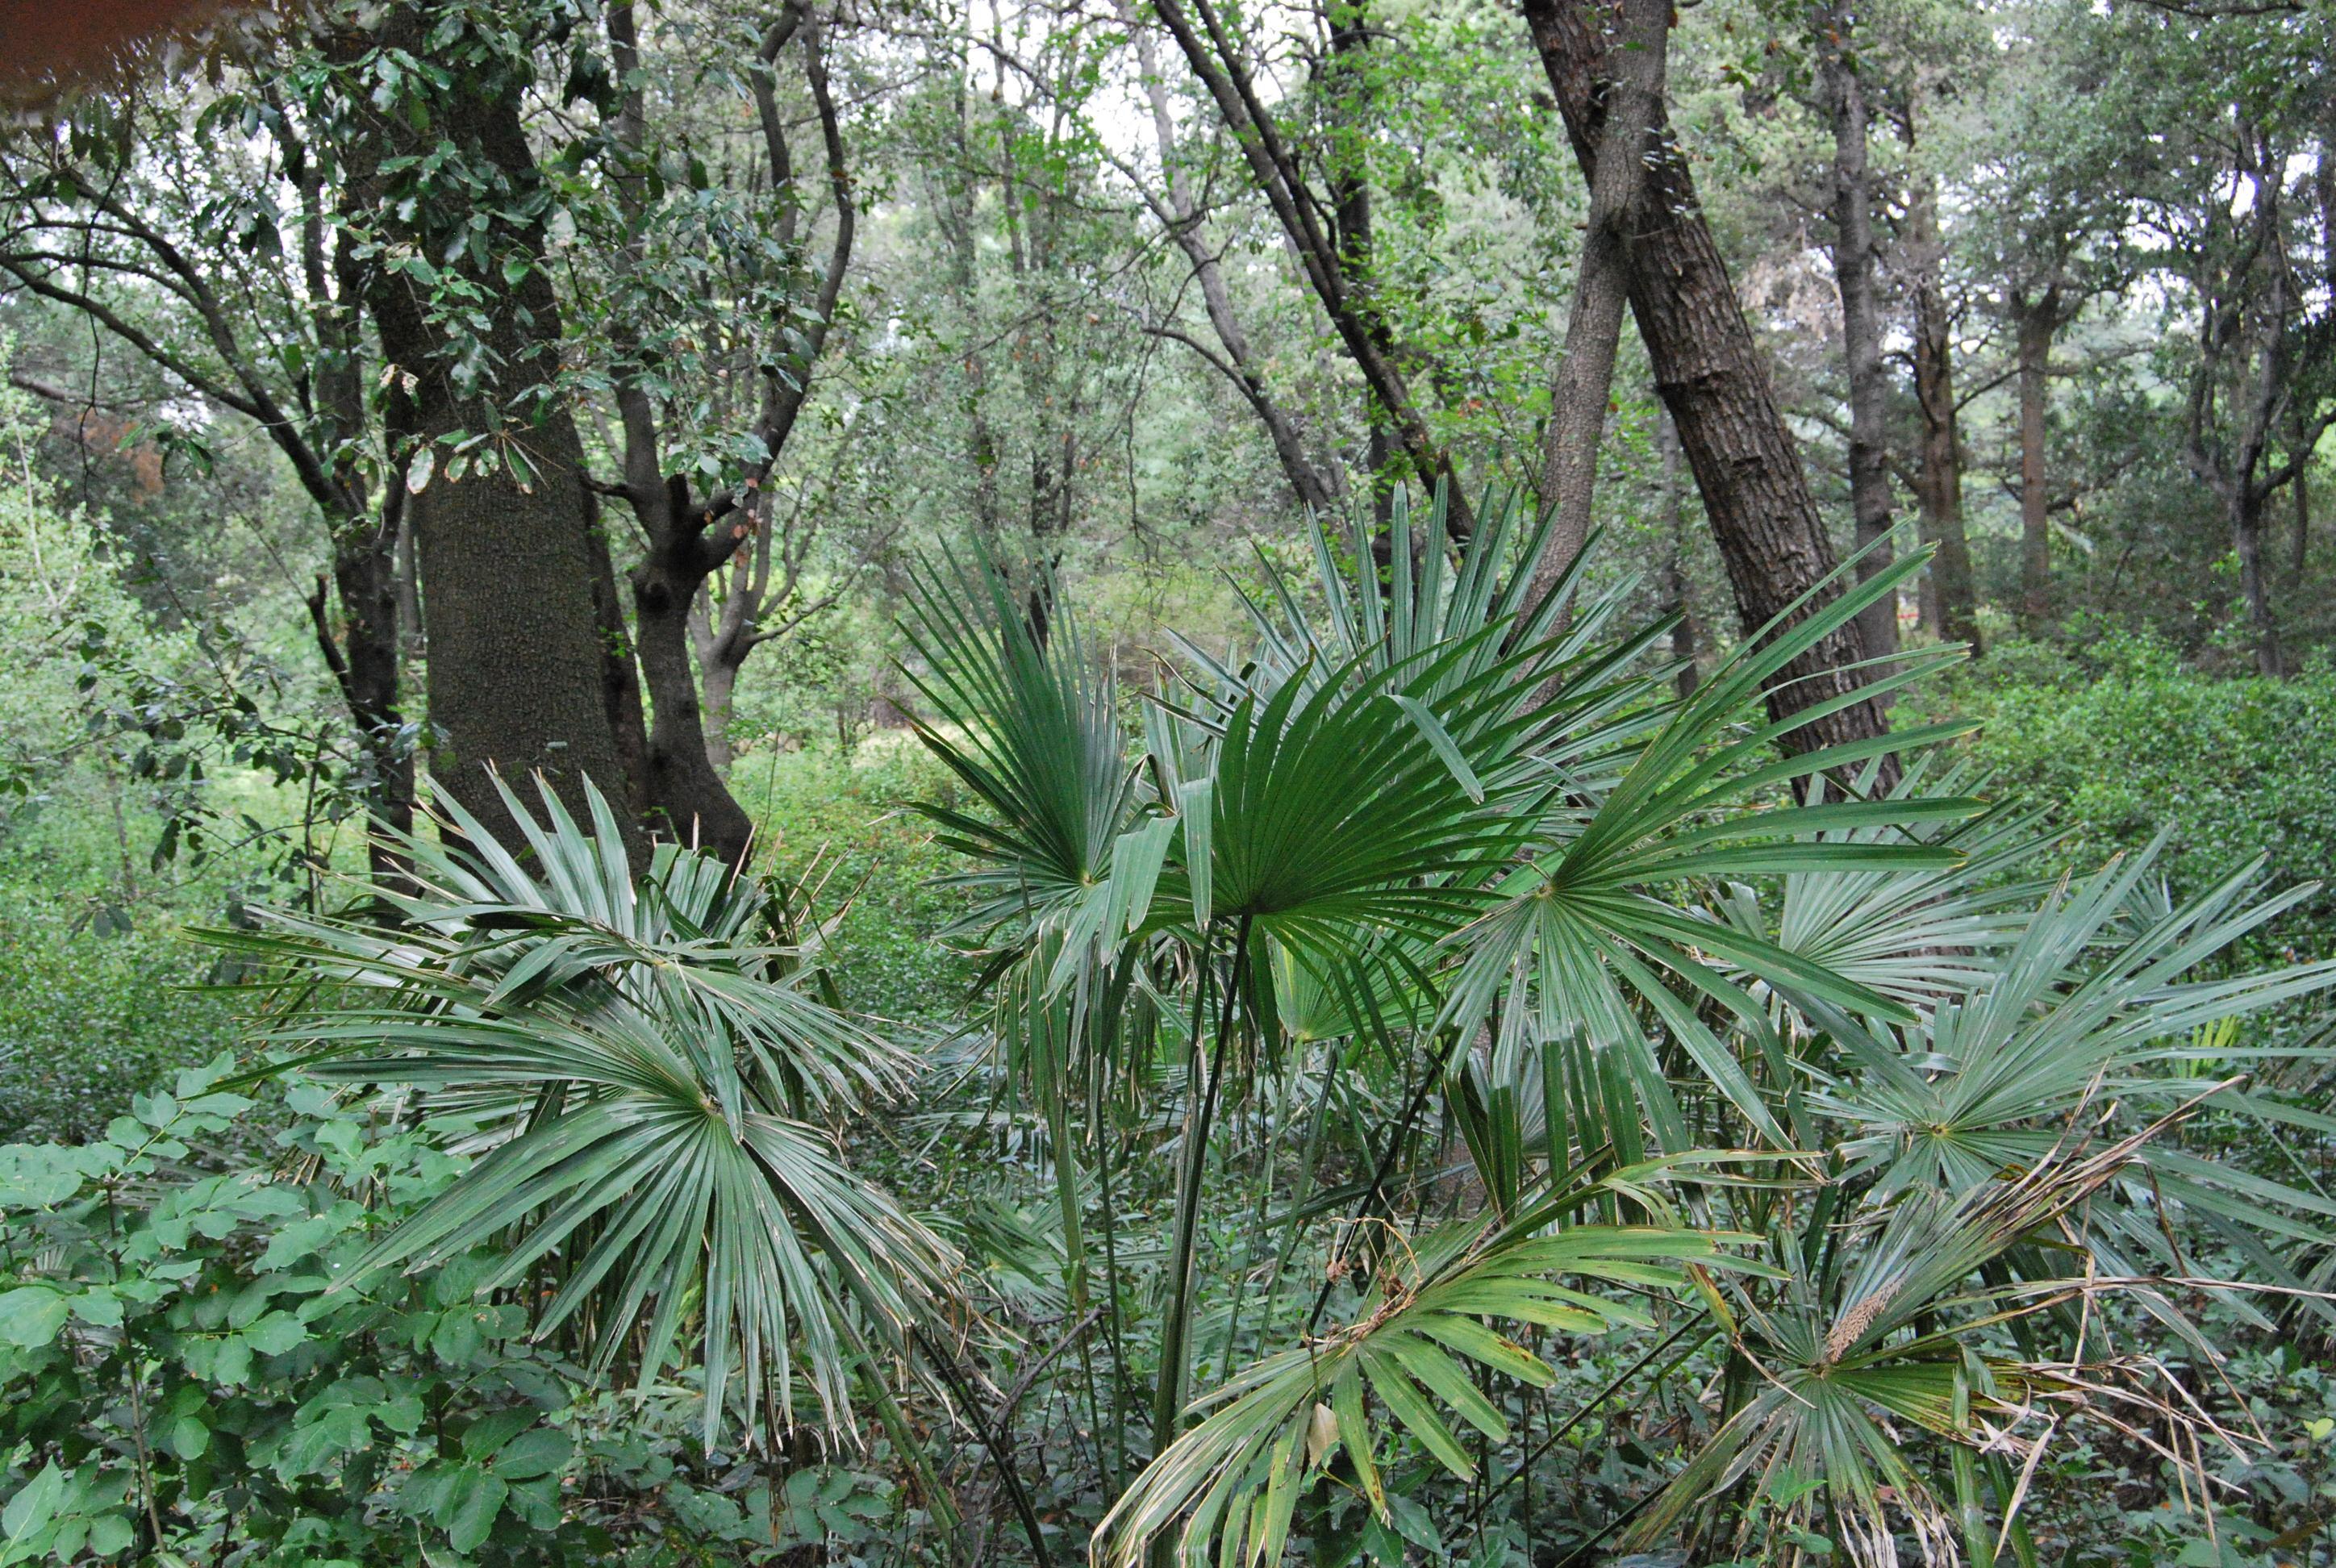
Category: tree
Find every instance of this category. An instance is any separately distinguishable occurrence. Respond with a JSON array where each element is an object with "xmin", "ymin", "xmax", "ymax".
[
  {"xmin": 1902, "ymin": 118, "xmax": 1981, "ymax": 650},
  {"xmin": 590, "ymin": 0, "xmax": 856, "ymax": 861},
  {"xmin": 1525, "ymin": 0, "xmax": 1671, "ymax": 613},
  {"xmin": 320, "ymin": 0, "xmax": 649, "ymax": 849},
  {"xmin": 1520, "ymin": 0, "xmax": 1891, "ymax": 752},
  {"xmin": 1112, "ymin": 0, "xmax": 1342, "ymax": 515},
  {"xmin": 0, "ymin": 90, "xmax": 415, "ymax": 870},
  {"xmin": 1817, "ymin": 0, "xmax": 1899, "ymax": 673},
  {"xmin": 1144, "ymin": 0, "xmax": 1478, "ymax": 537}
]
